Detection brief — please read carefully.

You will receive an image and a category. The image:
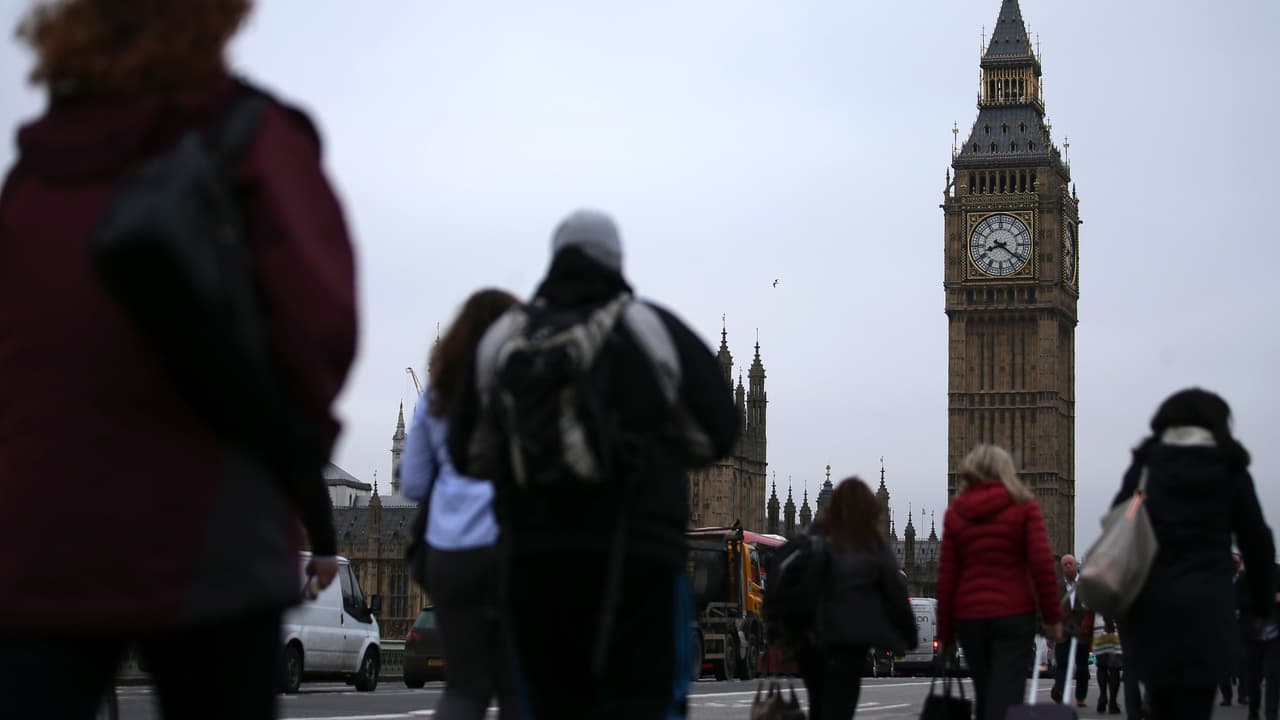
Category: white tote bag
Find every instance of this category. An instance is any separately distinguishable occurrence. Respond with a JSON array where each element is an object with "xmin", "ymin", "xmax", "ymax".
[{"xmin": 1079, "ymin": 468, "xmax": 1158, "ymax": 618}]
